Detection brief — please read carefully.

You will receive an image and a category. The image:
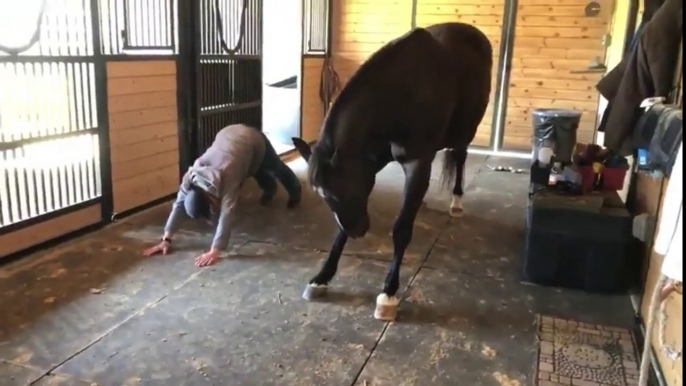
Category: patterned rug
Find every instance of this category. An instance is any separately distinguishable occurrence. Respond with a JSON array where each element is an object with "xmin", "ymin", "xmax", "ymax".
[{"xmin": 536, "ymin": 315, "xmax": 640, "ymax": 386}]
